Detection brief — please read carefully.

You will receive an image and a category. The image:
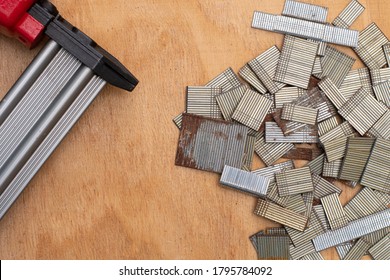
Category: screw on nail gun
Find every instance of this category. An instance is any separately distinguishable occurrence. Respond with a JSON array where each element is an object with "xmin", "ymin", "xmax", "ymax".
[{"xmin": 0, "ymin": 0, "xmax": 139, "ymax": 219}]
